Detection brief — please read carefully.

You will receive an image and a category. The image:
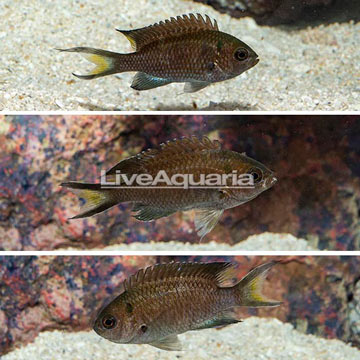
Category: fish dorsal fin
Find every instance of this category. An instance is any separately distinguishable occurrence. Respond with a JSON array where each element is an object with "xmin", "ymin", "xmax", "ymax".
[
  {"xmin": 117, "ymin": 13, "xmax": 219, "ymax": 51},
  {"xmin": 106, "ymin": 136, "xmax": 221, "ymax": 176},
  {"xmin": 123, "ymin": 262, "xmax": 237, "ymax": 292},
  {"xmin": 149, "ymin": 136, "xmax": 221, "ymax": 162}
]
